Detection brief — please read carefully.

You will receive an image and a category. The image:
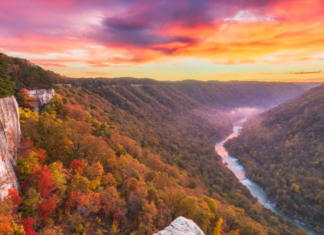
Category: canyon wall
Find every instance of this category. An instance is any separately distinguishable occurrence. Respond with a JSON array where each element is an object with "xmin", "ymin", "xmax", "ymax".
[{"xmin": 0, "ymin": 96, "xmax": 21, "ymax": 199}]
